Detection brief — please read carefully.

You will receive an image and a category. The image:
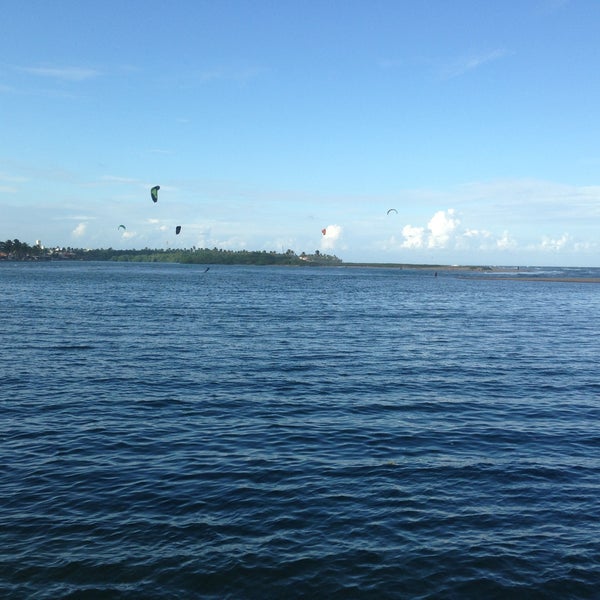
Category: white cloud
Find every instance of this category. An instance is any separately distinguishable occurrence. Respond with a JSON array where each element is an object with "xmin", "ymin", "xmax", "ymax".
[
  {"xmin": 18, "ymin": 65, "xmax": 100, "ymax": 81},
  {"xmin": 72, "ymin": 222, "xmax": 87, "ymax": 237},
  {"xmin": 540, "ymin": 233, "xmax": 570, "ymax": 251},
  {"xmin": 0, "ymin": 172, "xmax": 27, "ymax": 183},
  {"xmin": 321, "ymin": 224, "xmax": 342, "ymax": 251},
  {"xmin": 496, "ymin": 231, "xmax": 517, "ymax": 250},
  {"xmin": 396, "ymin": 209, "xmax": 524, "ymax": 258},
  {"xmin": 573, "ymin": 240, "xmax": 596, "ymax": 251},
  {"xmin": 100, "ymin": 175, "xmax": 139, "ymax": 184},
  {"xmin": 0, "ymin": 172, "xmax": 27, "ymax": 192},
  {"xmin": 463, "ymin": 229, "xmax": 484, "ymax": 238},
  {"xmin": 377, "ymin": 49, "xmax": 510, "ymax": 83},
  {"xmin": 441, "ymin": 49, "xmax": 510, "ymax": 79},
  {"xmin": 455, "ymin": 228, "xmax": 492, "ymax": 250},
  {"xmin": 427, "ymin": 209, "xmax": 460, "ymax": 248},
  {"xmin": 61, "ymin": 215, "xmax": 95, "ymax": 221},
  {"xmin": 400, "ymin": 209, "xmax": 460, "ymax": 249},
  {"xmin": 401, "ymin": 224, "xmax": 425, "ymax": 248}
]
